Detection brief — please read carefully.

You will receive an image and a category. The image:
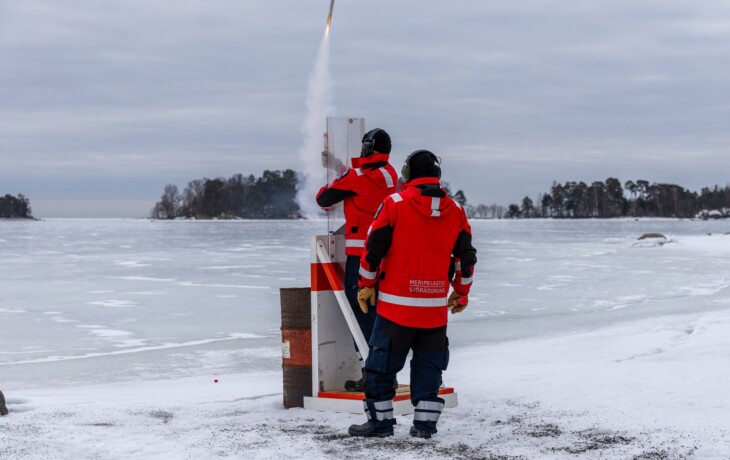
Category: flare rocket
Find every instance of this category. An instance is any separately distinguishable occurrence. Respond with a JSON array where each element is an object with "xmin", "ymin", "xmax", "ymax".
[{"xmin": 326, "ymin": 0, "xmax": 335, "ymax": 30}]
